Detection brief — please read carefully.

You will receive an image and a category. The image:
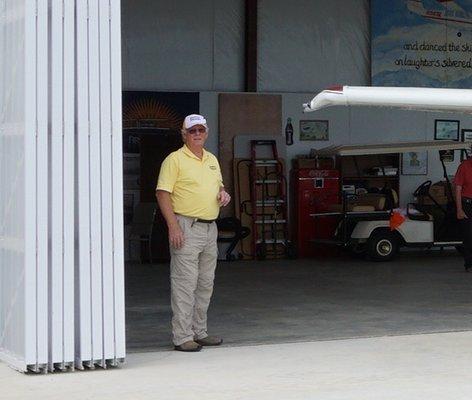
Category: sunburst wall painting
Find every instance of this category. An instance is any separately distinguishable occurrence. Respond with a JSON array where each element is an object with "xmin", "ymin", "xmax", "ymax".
[{"xmin": 122, "ymin": 91, "xmax": 199, "ymax": 153}]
